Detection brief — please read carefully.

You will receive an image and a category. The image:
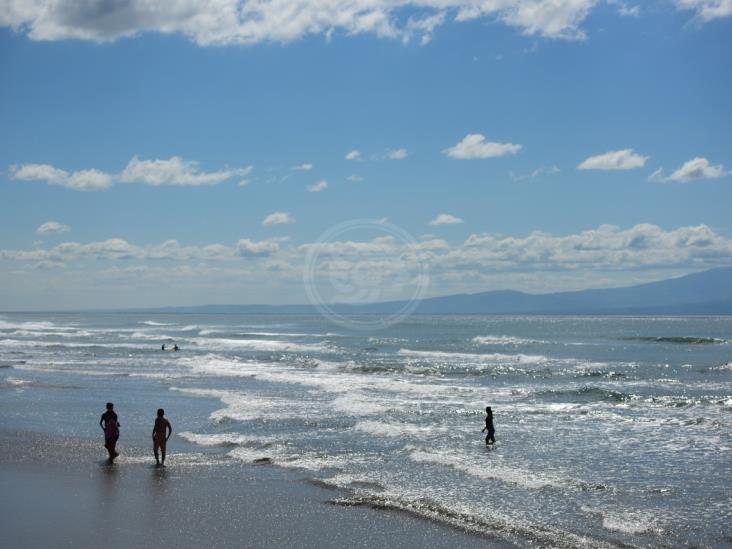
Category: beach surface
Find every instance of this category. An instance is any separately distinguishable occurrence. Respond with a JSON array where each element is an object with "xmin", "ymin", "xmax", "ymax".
[{"xmin": 0, "ymin": 429, "xmax": 496, "ymax": 549}]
